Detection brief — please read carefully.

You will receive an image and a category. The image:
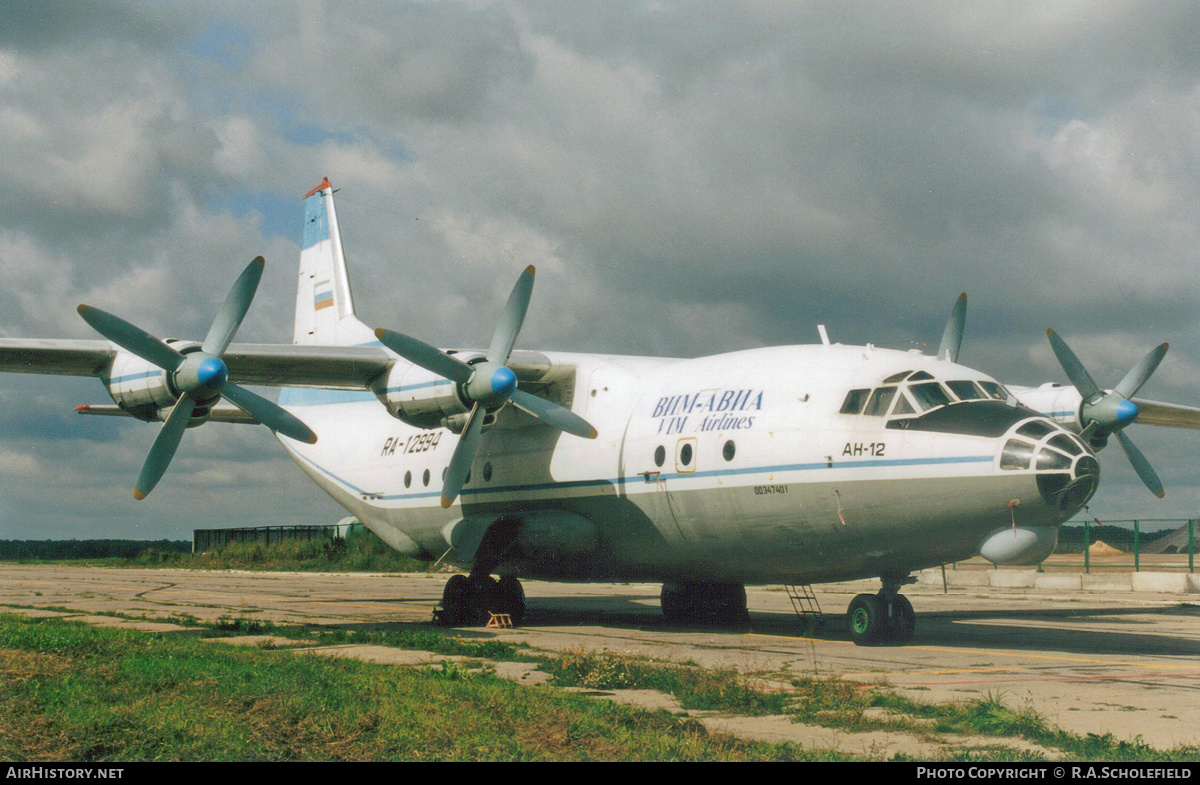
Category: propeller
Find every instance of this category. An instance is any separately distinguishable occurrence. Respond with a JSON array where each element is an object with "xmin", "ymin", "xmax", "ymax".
[
  {"xmin": 937, "ymin": 293, "xmax": 967, "ymax": 362},
  {"xmin": 1046, "ymin": 328, "xmax": 1168, "ymax": 498},
  {"xmin": 78, "ymin": 257, "xmax": 317, "ymax": 500},
  {"xmin": 374, "ymin": 265, "xmax": 597, "ymax": 508}
]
